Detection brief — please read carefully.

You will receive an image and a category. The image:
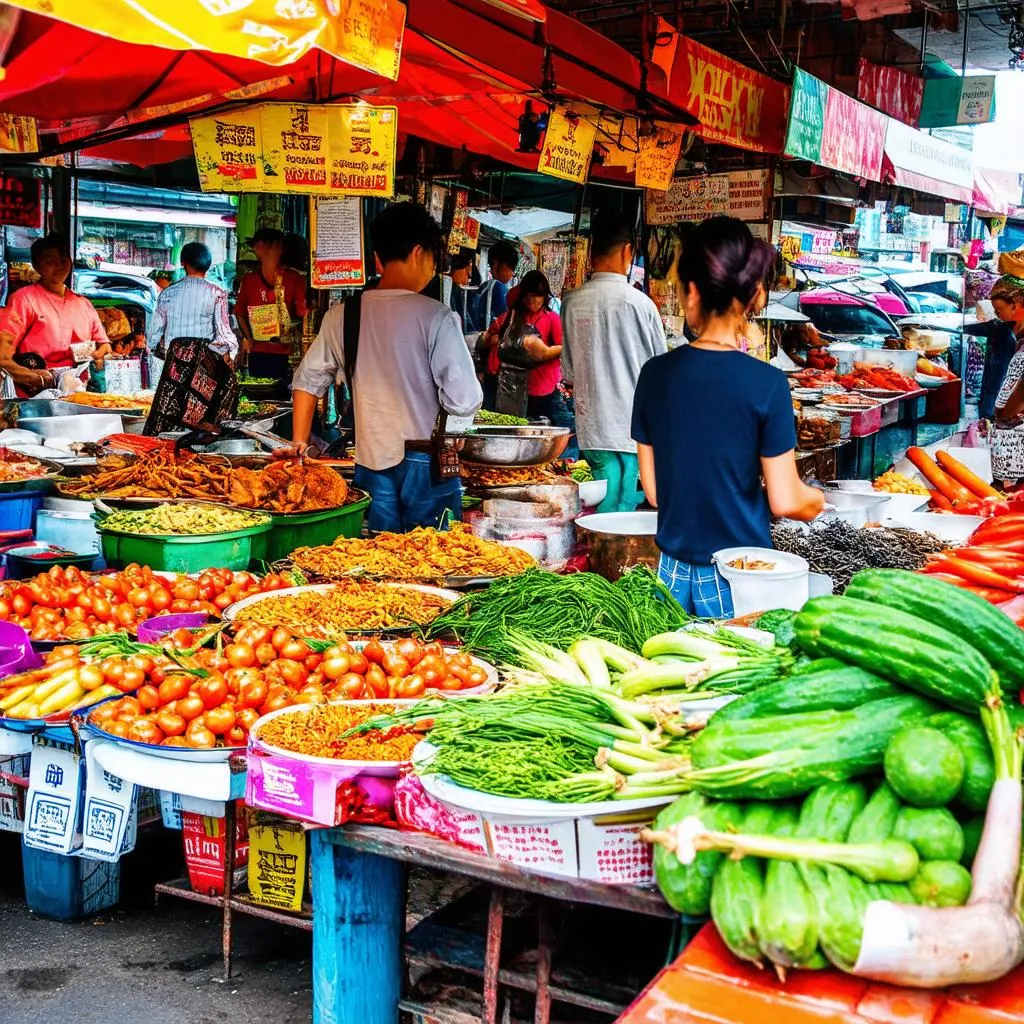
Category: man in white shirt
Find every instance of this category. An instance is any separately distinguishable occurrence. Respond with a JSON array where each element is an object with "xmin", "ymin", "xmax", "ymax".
[
  {"xmin": 290, "ymin": 203, "xmax": 482, "ymax": 533},
  {"xmin": 561, "ymin": 212, "xmax": 667, "ymax": 512}
]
